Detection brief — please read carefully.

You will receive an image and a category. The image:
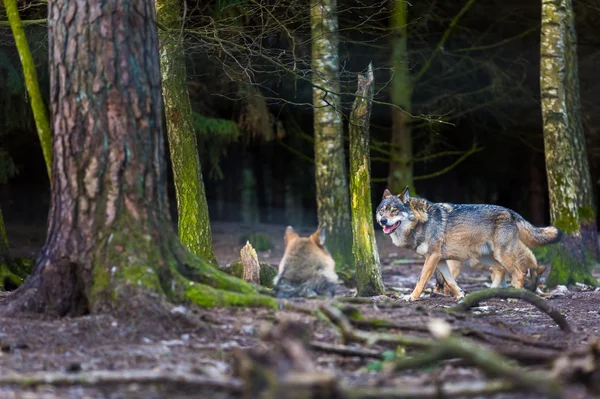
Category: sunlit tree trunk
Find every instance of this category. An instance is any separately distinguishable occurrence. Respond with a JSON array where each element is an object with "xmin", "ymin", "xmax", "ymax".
[
  {"xmin": 4, "ymin": 0, "xmax": 52, "ymax": 180},
  {"xmin": 1, "ymin": 0, "xmax": 275, "ymax": 317},
  {"xmin": 349, "ymin": 64, "xmax": 386, "ymax": 296},
  {"xmin": 540, "ymin": 0, "xmax": 596, "ymax": 287},
  {"xmin": 156, "ymin": 0, "xmax": 217, "ymax": 266},
  {"xmin": 387, "ymin": 0, "xmax": 414, "ymax": 194},
  {"xmin": 310, "ymin": 0, "xmax": 354, "ymax": 273}
]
